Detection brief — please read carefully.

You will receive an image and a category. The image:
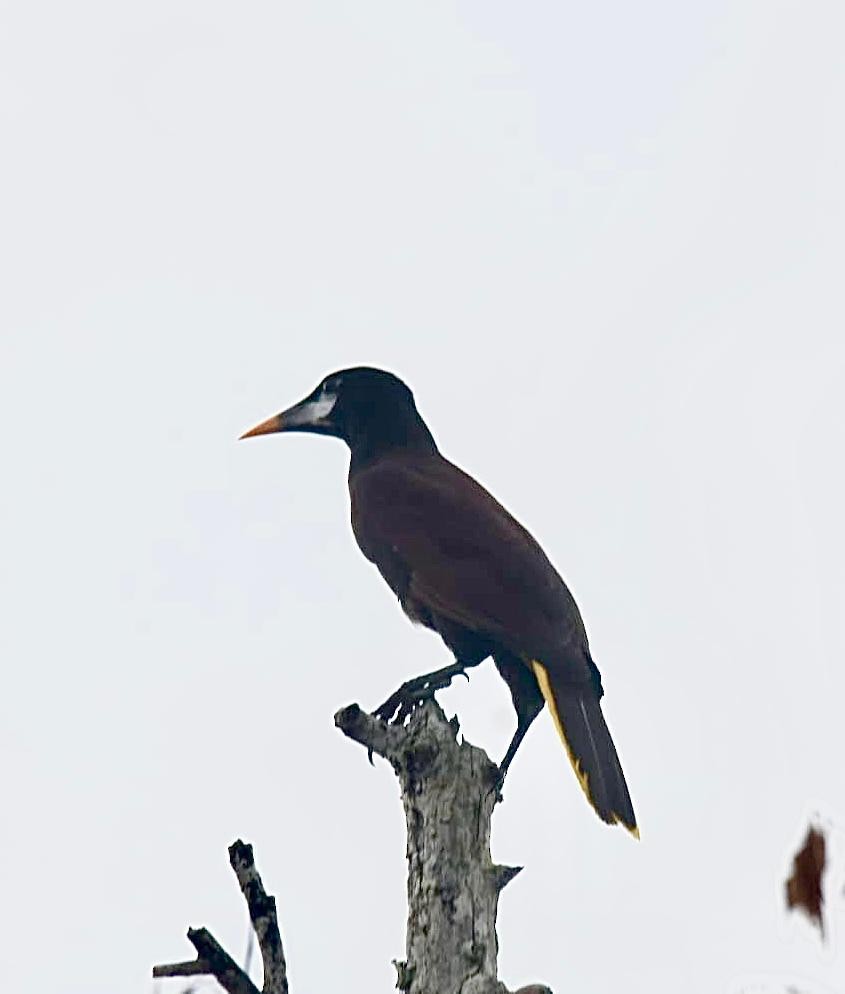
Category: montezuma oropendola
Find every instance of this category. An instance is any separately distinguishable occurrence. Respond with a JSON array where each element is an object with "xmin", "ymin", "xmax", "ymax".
[{"xmin": 241, "ymin": 367, "xmax": 637, "ymax": 835}]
